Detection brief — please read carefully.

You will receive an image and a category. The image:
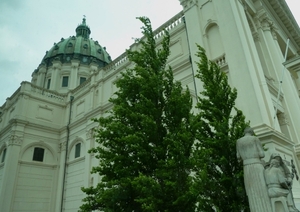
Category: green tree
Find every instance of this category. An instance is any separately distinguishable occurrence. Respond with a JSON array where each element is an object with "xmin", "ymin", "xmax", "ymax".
[
  {"xmin": 192, "ymin": 45, "xmax": 250, "ymax": 212},
  {"xmin": 80, "ymin": 17, "xmax": 196, "ymax": 212}
]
